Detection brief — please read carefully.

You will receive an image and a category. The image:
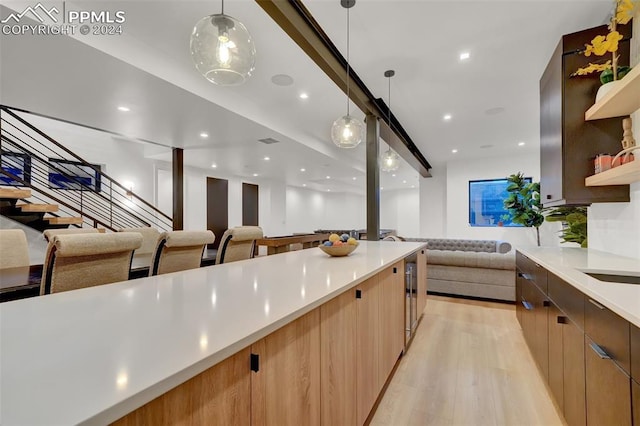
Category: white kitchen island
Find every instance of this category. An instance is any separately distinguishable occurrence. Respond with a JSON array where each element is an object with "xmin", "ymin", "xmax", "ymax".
[{"xmin": 0, "ymin": 241, "xmax": 426, "ymax": 425}]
